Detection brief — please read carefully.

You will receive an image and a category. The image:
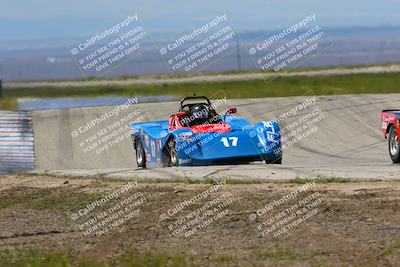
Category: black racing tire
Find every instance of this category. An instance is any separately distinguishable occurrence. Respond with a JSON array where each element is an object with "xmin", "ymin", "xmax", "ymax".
[
  {"xmin": 136, "ymin": 138, "xmax": 146, "ymax": 168},
  {"xmin": 388, "ymin": 126, "xmax": 400, "ymax": 163},
  {"xmin": 169, "ymin": 139, "xmax": 179, "ymax": 167},
  {"xmin": 265, "ymin": 158, "xmax": 282, "ymax": 164}
]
